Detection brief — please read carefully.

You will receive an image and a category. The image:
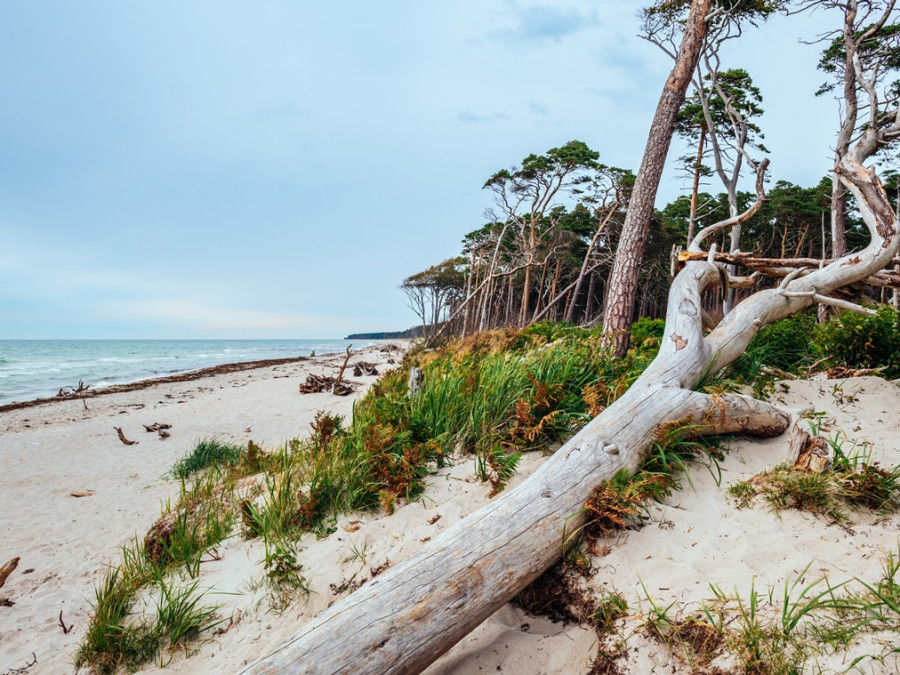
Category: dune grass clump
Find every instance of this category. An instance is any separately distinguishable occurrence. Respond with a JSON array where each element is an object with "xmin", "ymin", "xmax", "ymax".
[
  {"xmin": 729, "ymin": 426, "xmax": 900, "ymax": 525},
  {"xmin": 75, "ymin": 540, "xmax": 224, "ymax": 674},
  {"xmin": 584, "ymin": 549, "xmax": 900, "ymax": 673},
  {"xmin": 405, "ymin": 323, "xmax": 659, "ymax": 494},
  {"xmin": 171, "ymin": 437, "xmax": 247, "ymax": 479}
]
